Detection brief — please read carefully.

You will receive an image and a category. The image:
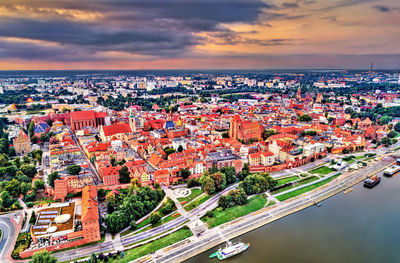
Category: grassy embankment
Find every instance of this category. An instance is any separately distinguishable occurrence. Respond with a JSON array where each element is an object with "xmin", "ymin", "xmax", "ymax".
[
  {"xmin": 201, "ymin": 195, "xmax": 275, "ymax": 228},
  {"xmin": 276, "ymin": 173, "xmax": 342, "ymax": 202},
  {"xmin": 102, "ymin": 228, "xmax": 193, "ymax": 263}
]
